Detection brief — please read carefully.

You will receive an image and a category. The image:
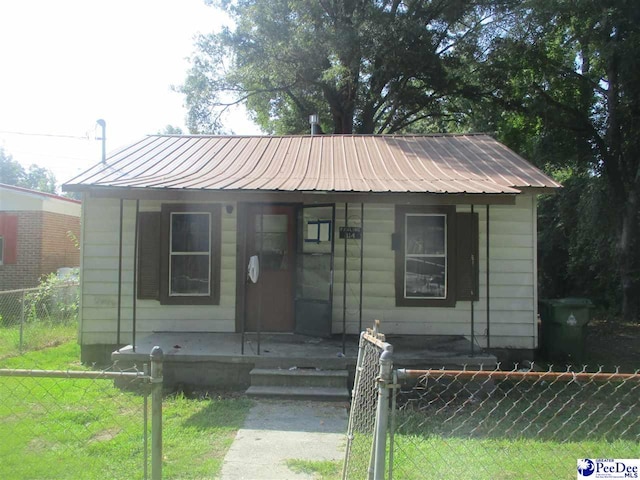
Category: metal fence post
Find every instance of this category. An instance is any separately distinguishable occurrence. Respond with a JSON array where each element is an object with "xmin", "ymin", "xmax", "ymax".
[
  {"xmin": 372, "ymin": 343, "xmax": 393, "ymax": 480},
  {"xmin": 150, "ymin": 346, "xmax": 163, "ymax": 480},
  {"xmin": 19, "ymin": 289, "xmax": 25, "ymax": 354}
]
